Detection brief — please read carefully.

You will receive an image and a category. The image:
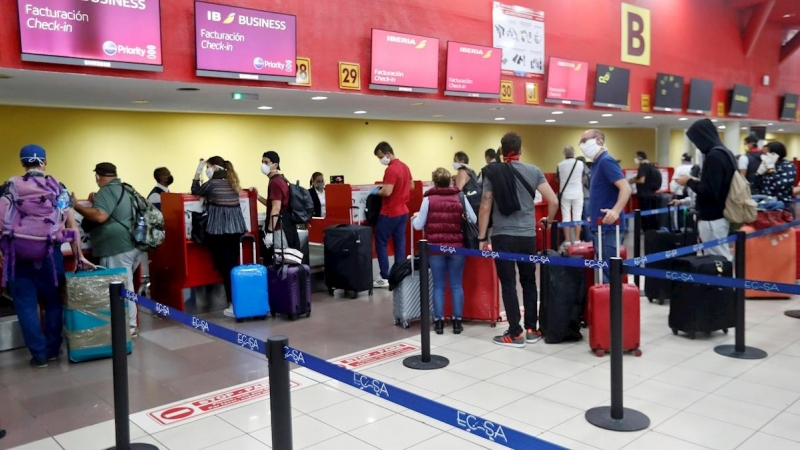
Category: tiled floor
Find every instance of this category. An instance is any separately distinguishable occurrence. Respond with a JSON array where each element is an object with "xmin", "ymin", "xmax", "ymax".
[{"xmin": 5, "ymin": 286, "xmax": 800, "ymax": 450}]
